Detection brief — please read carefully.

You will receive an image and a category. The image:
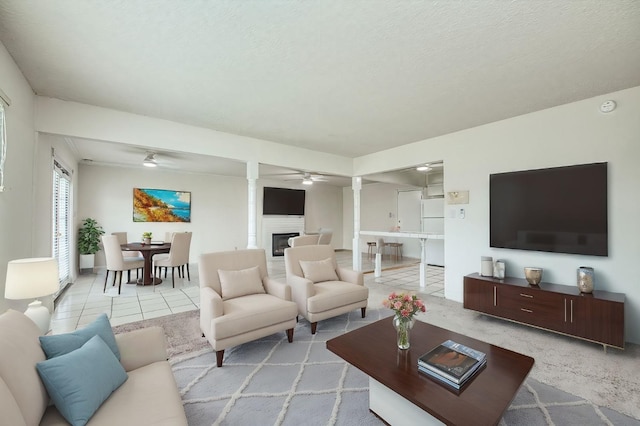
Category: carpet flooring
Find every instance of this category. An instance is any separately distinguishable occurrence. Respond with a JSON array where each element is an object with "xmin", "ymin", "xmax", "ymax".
[{"xmin": 124, "ymin": 309, "xmax": 640, "ymax": 425}]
